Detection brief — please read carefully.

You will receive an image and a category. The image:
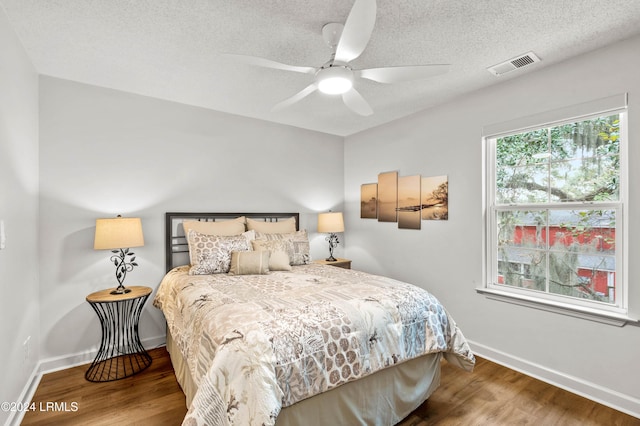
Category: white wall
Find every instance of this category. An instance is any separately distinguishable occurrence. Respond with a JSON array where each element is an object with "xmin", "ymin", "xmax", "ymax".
[
  {"xmin": 345, "ymin": 34, "xmax": 640, "ymax": 416},
  {"xmin": 38, "ymin": 76, "xmax": 344, "ymax": 366},
  {"xmin": 0, "ymin": 7, "xmax": 40, "ymax": 426}
]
